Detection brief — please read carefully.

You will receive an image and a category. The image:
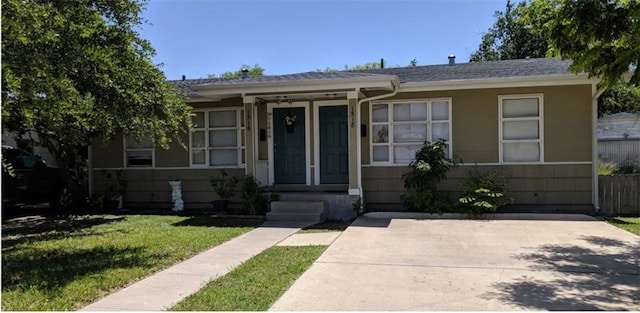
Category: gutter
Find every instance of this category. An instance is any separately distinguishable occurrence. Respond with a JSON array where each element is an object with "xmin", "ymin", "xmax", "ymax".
[
  {"xmin": 353, "ymin": 77, "xmax": 400, "ymax": 197},
  {"xmin": 592, "ymin": 85, "xmax": 606, "ymax": 214}
]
